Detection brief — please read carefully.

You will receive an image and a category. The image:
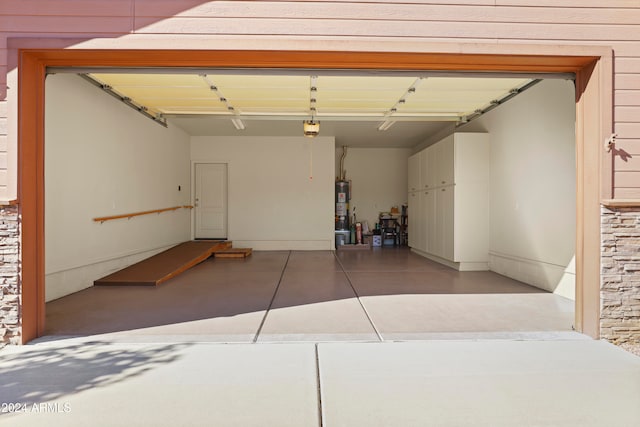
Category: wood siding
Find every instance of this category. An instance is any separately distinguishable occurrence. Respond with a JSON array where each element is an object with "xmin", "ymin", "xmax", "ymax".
[{"xmin": 1, "ymin": 0, "xmax": 640, "ymax": 198}]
